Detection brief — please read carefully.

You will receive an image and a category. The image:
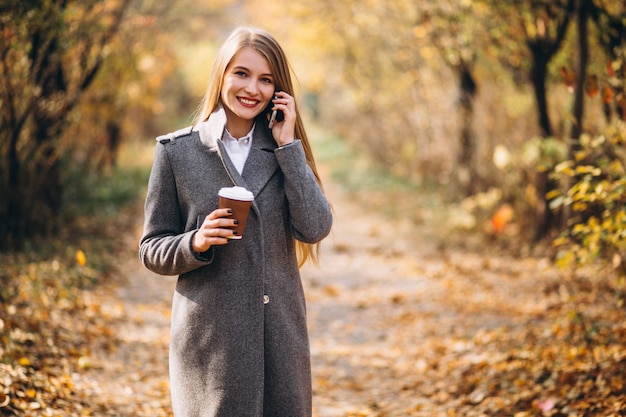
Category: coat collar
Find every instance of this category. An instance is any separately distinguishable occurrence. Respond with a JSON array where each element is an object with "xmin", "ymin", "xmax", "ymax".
[{"xmin": 194, "ymin": 105, "xmax": 279, "ymax": 197}]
